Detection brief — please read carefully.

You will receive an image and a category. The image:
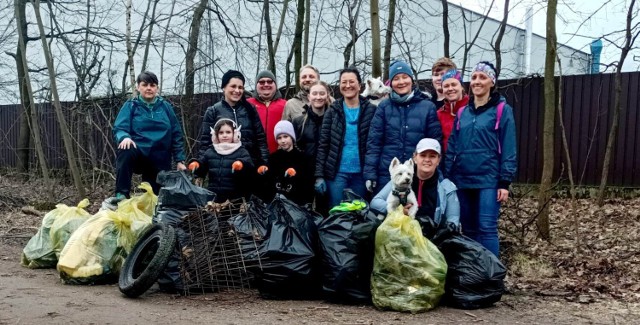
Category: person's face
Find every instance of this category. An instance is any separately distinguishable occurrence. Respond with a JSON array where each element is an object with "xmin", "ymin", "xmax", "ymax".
[
  {"xmin": 136, "ymin": 81, "xmax": 158, "ymax": 102},
  {"xmin": 339, "ymin": 73, "xmax": 361, "ymax": 100},
  {"xmin": 470, "ymin": 71, "xmax": 493, "ymax": 98},
  {"xmin": 308, "ymin": 84, "xmax": 329, "ymax": 109},
  {"xmin": 391, "ymin": 73, "xmax": 413, "ymax": 95},
  {"xmin": 217, "ymin": 125, "xmax": 234, "ymax": 143},
  {"xmin": 256, "ymin": 78, "xmax": 276, "ymax": 100},
  {"xmin": 276, "ymin": 134, "xmax": 293, "ymax": 151},
  {"xmin": 413, "ymin": 150, "xmax": 441, "ymax": 177},
  {"xmin": 442, "ymin": 78, "xmax": 464, "ymax": 102},
  {"xmin": 431, "ymin": 67, "xmax": 446, "ymax": 94},
  {"xmin": 300, "ymin": 68, "xmax": 319, "ymax": 91},
  {"xmin": 223, "ymin": 78, "xmax": 244, "ymax": 105}
]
